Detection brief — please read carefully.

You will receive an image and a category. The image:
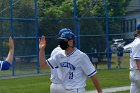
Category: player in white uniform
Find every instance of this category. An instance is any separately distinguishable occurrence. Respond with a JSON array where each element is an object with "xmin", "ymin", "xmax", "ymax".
[
  {"xmin": 39, "ymin": 31, "xmax": 103, "ymax": 93},
  {"xmin": 50, "ymin": 28, "xmax": 72, "ymax": 93},
  {"xmin": 126, "ymin": 23, "xmax": 140, "ymax": 93},
  {"xmin": 49, "ymin": 46, "xmax": 65, "ymax": 93},
  {"xmin": 0, "ymin": 37, "xmax": 14, "ymax": 70},
  {"xmin": 39, "ymin": 28, "xmax": 72, "ymax": 93}
]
